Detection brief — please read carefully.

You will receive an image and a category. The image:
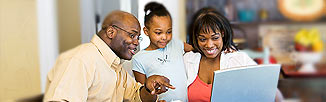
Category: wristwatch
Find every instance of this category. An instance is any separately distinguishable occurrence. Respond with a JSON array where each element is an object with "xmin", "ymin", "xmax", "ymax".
[{"xmin": 141, "ymin": 83, "xmax": 152, "ymax": 93}]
